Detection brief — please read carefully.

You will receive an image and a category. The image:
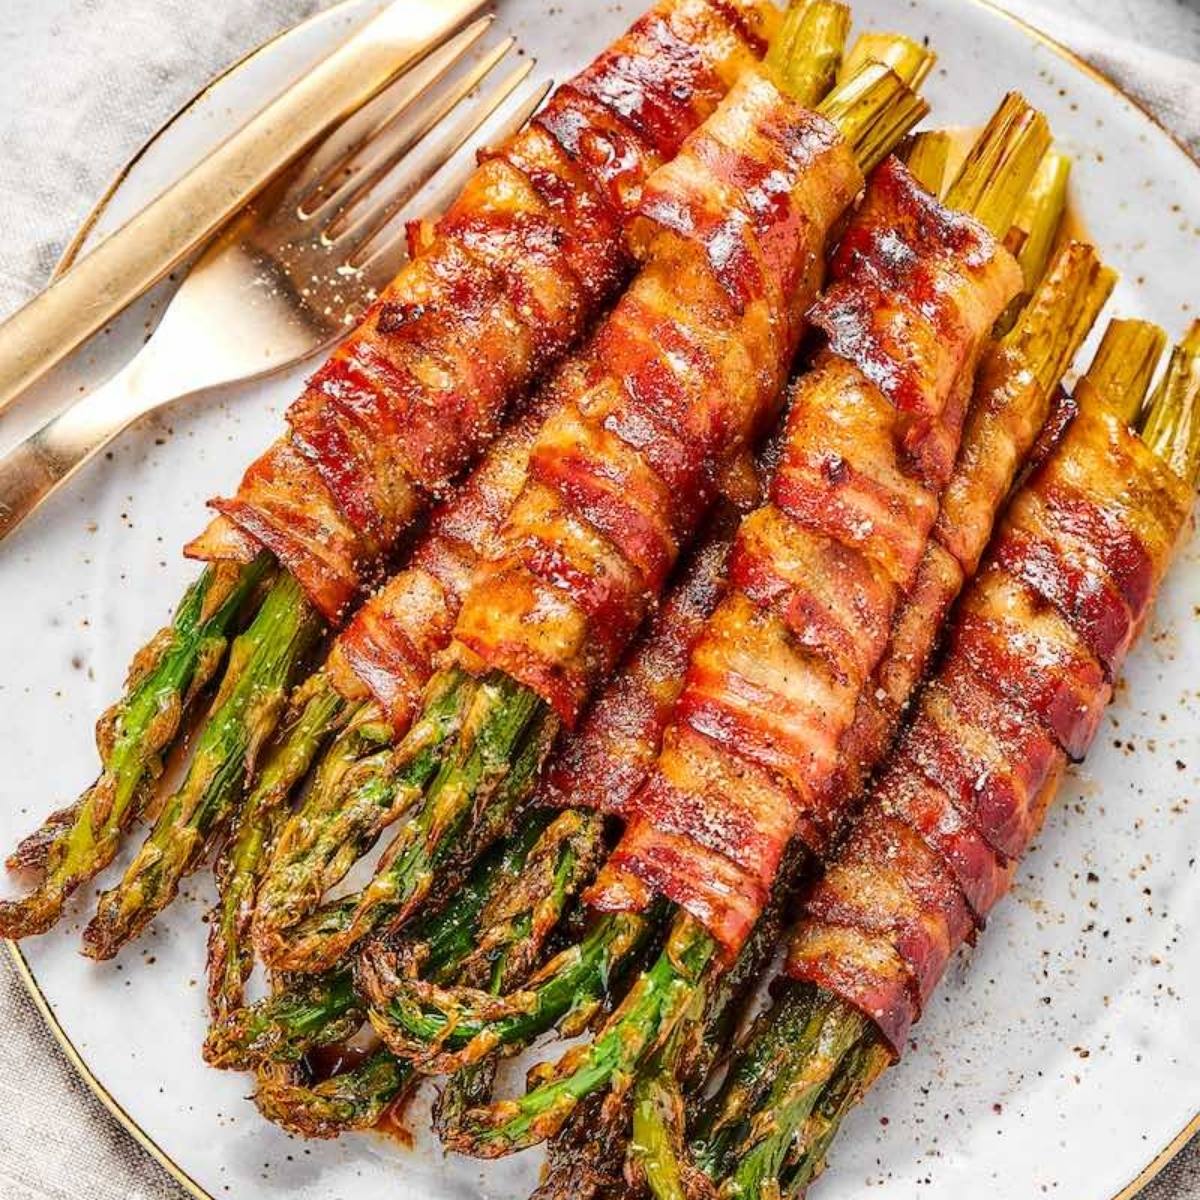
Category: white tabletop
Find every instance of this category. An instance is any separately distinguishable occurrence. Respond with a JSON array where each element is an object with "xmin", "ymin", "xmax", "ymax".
[{"xmin": 0, "ymin": 1, "xmax": 1196, "ymax": 1197}]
